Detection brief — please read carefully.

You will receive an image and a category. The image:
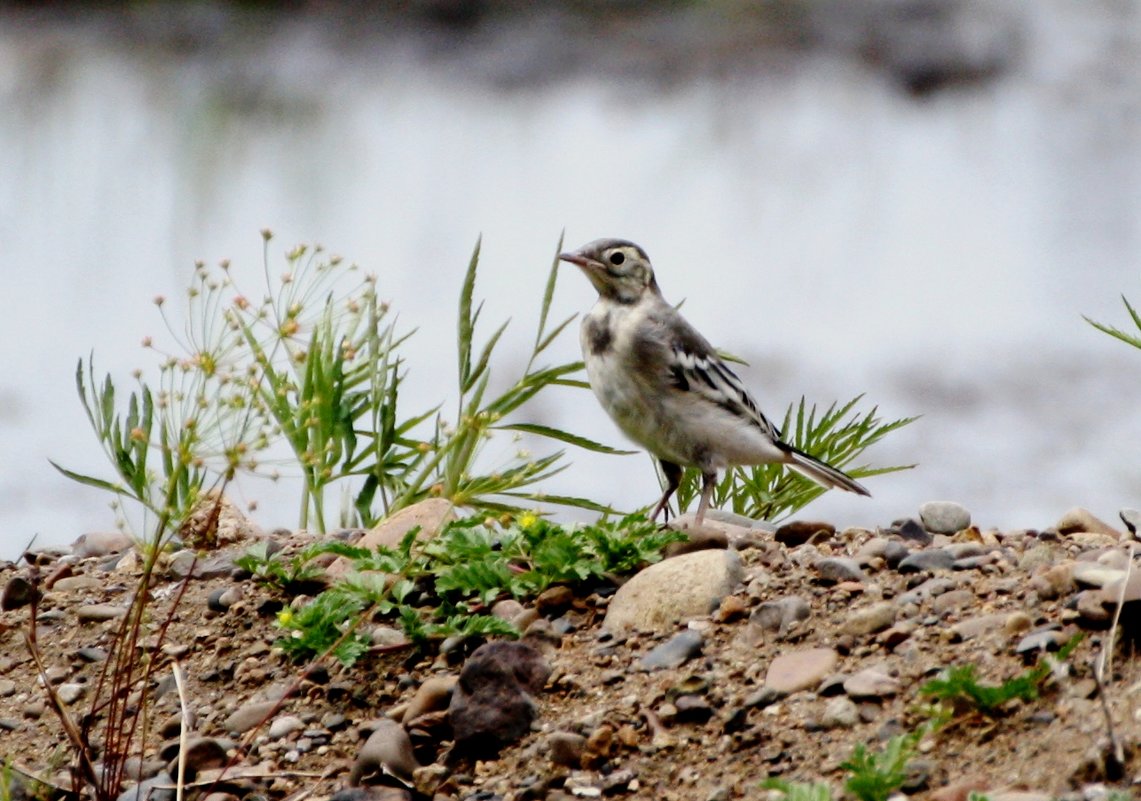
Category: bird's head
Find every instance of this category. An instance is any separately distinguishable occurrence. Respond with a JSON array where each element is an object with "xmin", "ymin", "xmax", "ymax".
[{"xmin": 558, "ymin": 238, "xmax": 661, "ymax": 304}]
